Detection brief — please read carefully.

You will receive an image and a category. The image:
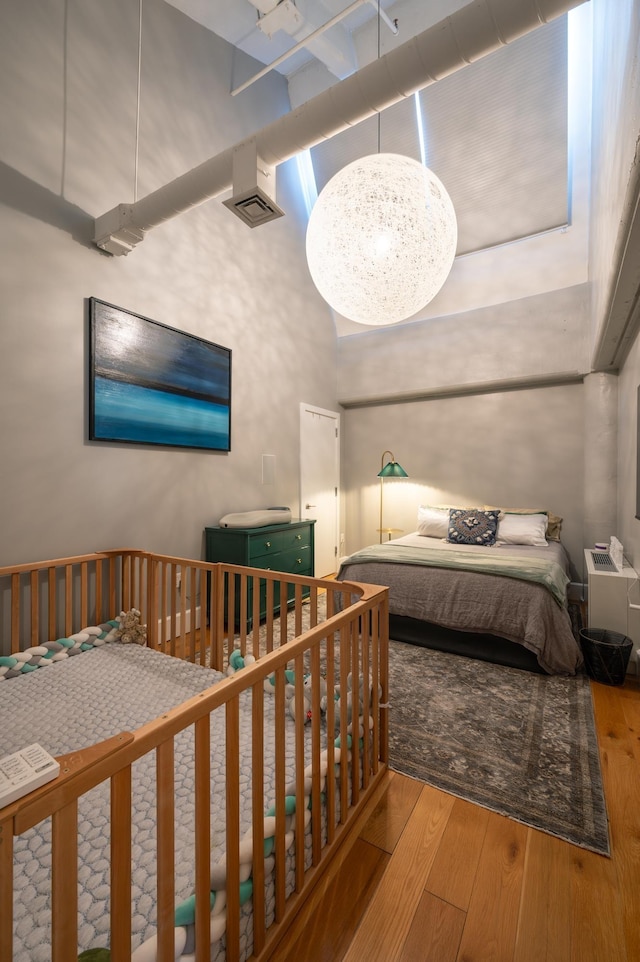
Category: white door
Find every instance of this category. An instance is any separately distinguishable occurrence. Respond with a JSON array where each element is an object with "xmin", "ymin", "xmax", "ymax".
[{"xmin": 300, "ymin": 404, "xmax": 340, "ymax": 577}]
